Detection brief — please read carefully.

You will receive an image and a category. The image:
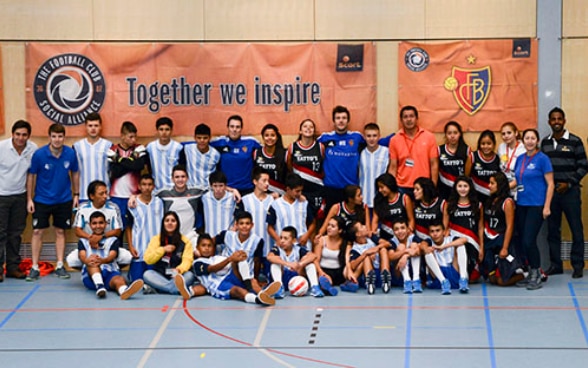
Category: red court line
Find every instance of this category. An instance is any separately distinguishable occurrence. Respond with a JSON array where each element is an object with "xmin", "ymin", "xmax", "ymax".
[{"xmin": 181, "ymin": 299, "xmax": 355, "ymax": 368}]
